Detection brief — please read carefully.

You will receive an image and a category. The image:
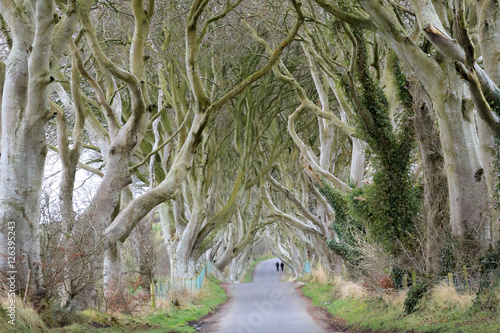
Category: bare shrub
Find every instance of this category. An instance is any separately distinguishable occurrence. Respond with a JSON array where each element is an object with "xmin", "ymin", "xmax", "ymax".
[
  {"xmin": 350, "ymin": 233, "xmax": 392, "ymax": 290},
  {"xmin": 378, "ymin": 275, "xmax": 395, "ymax": 292},
  {"xmin": 104, "ymin": 277, "xmax": 150, "ymax": 315}
]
